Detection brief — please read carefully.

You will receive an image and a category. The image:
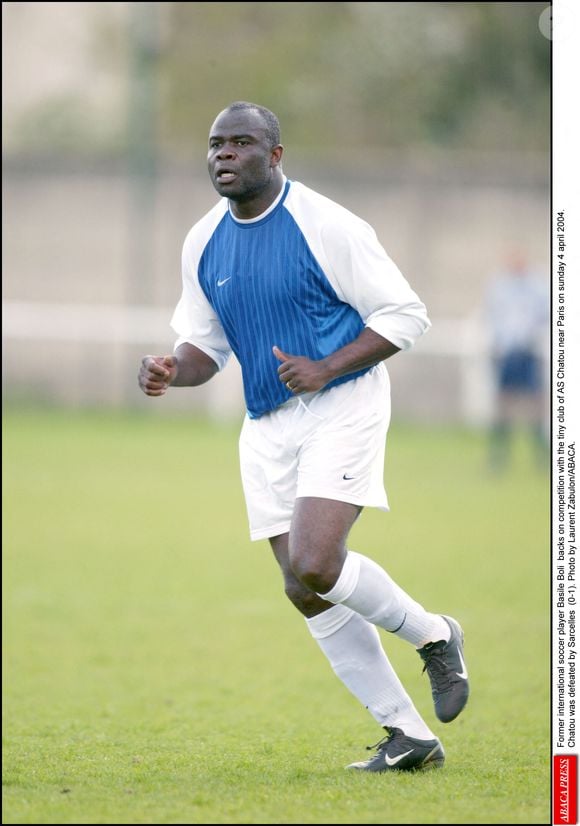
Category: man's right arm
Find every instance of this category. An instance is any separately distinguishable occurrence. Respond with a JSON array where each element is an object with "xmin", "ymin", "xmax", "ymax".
[{"xmin": 138, "ymin": 342, "xmax": 219, "ymax": 397}]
